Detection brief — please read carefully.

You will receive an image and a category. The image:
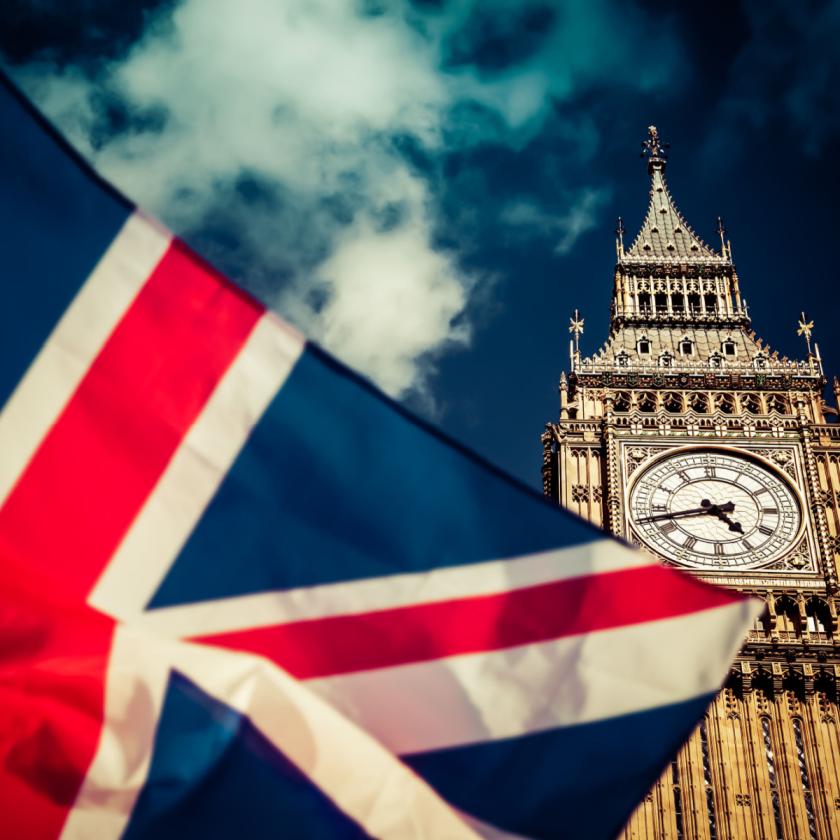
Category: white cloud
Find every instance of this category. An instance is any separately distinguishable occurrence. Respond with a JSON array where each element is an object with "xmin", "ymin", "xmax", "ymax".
[
  {"xmin": 501, "ymin": 188, "xmax": 609, "ymax": 255},
  {"xmin": 10, "ymin": 0, "xmax": 682, "ymax": 403},
  {"xmin": 288, "ymin": 217, "xmax": 471, "ymax": 399}
]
